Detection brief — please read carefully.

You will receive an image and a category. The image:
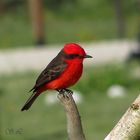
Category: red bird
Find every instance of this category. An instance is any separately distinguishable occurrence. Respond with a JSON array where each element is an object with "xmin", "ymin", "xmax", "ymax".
[{"xmin": 21, "ymin": 43, "xmax": 92, "ymax": 111}]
